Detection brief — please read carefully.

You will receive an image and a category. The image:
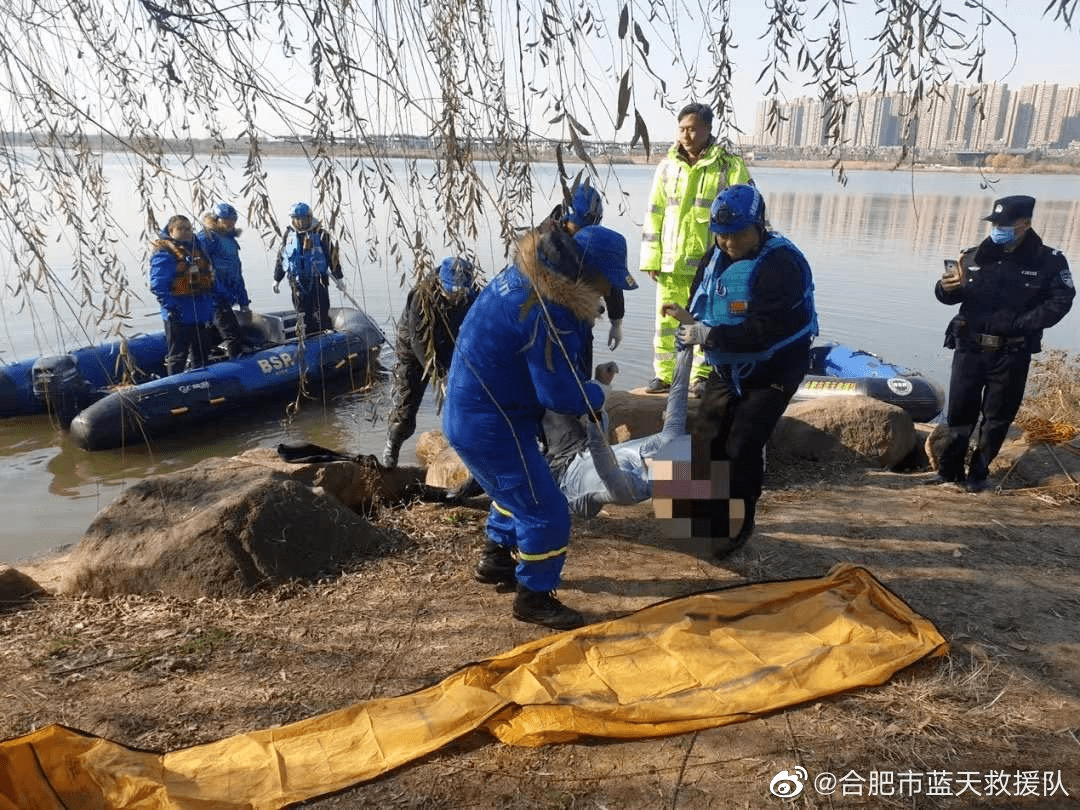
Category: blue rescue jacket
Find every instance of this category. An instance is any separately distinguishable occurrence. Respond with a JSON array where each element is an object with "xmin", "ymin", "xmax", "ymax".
[
  {"xmin": 443, "ymin": 231, "xmax": 605, "ymax": 458},
  {"xmin": 281, "ymin": 229, "xmax": 329, "ymax": 288},
  {"xmin": 149, "ymin": 232, "xmax": 216, "ymax": 324},
  {"xmin": 689, "ymin": 233, "xmax": 818, "ymax": 370},
  {"xmin": 198, "ymin": 226, "xmax": 249, "ymax": 308}
]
